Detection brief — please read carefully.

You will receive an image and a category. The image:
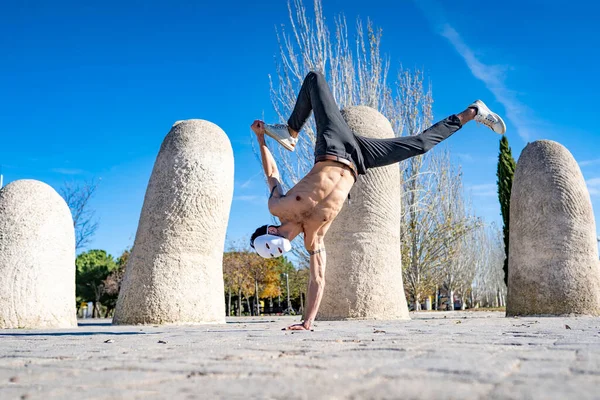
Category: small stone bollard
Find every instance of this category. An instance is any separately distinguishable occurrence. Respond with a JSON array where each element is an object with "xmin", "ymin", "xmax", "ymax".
[{"xmin": 0, "ymin": 180, "xmax": 76, "ymax": 329}]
